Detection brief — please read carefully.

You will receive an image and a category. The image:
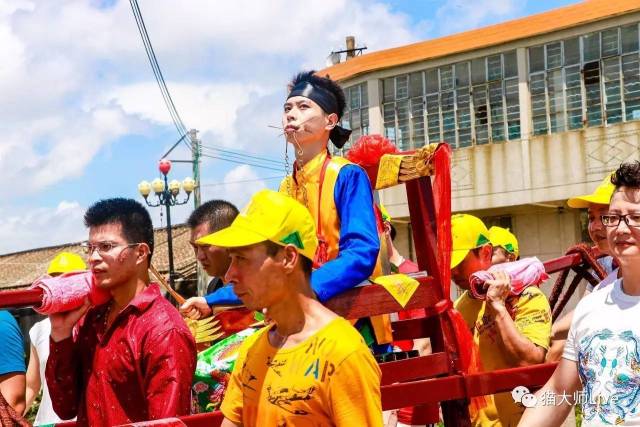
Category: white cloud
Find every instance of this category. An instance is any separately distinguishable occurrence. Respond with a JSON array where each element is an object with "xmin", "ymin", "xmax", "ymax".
[
  {"xmin": 204, "ymin": 165, "xmax": 270, "ymax": 209},
  {"xmin": 434, "ymin": 0, "xmax": 525, "ymax": 35},
  {"xmin": 0, "ymin": 201, "xmax": 86, "ymax": 254}
]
